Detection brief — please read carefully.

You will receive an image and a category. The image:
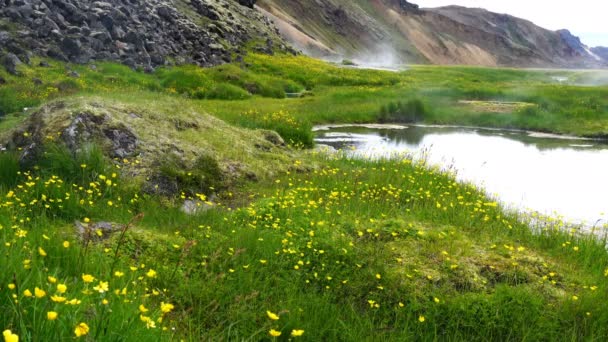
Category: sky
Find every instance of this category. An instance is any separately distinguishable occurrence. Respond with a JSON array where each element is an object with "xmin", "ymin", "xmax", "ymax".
[{"xmin": 414, "ymin": 0, "xmax": 608, "ymax": 47}]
